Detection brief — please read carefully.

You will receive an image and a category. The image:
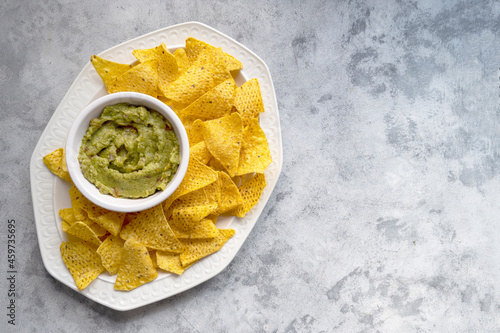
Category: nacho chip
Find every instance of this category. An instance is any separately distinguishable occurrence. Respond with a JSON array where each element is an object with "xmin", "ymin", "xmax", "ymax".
[
  {"xmin": 164, "ymin": 47, "xmax": 230, "ymax": 105},
  {"xmin": 163, "ymin": 156, "xmax": 218, "ymax": 210},
  {"xmin": 97, "ymin": 235, "xmax": 125, "ymax": 275},
  {"xmin": 169, "ymin": 203, "xmax": 218, "ymax": 234},
  {"xmin": 190, "ymin": 141, "xmax": 212, "ymax": 165},
  {"xmin": 60, "ymin": 241, "xmax": 104, "ymax": 290},
  {"xmin": 181, "ymin": 78, "xmax": 236, "ymax": 120},
  {"xmin": 236, "ymin": 118, "xmax": 272, "ymax": 175},
  {"xmin": 173, "ymin": 219, "xmax": 219, "ymax": 239},
  {"xmin": 233, "ymin": 78, "xmax": 265, "ymax": 126},
  {"xmin": 217, "ymin": 171, "xmax": 243, "ymax": 214},
  {"xmin": 132, "ymin": 43, "xmax": 169, "ymax": 62},
  {"xmin": 156, "ymin": 252, "xmax": 195, "ymax": 275},
  {"xmin": 66, "ymin": 222, "xmax": 102, "ymax": 247},
  {"xmin": 120, "ymin": 204, "xmax": 183, "ymax": 253},
  {"xmin": 69, "ymin": 186, "xmax": 108, "ymax": 221},
  {"xmin": 90, "ymin": 55, "xmax": 133, "ymax": 88},
  {"xmin": 88, "ymin": 223, "xmax": 108, "ymax": 237},
  {"xmin": 202, "ymin": 112, "xmax": 243, "ymax": 176},
  {"xmin": 186, "ymin": 119, "xmax": 205, "ymax": 147},
  {"xmin": 157, "ymin": 43, "xmax": 181, "ymax": 95},
  {"xmin": 180, "ymin": 229, "xmax": 235, "ymax": 266},
  {"xmin": 231, "ymin": 173, "xmax": 267, "ymax": 217},
  {"xmin": 59, "ymin": 208, "xmax": 77, "ymax": 224},
  {"xmin": 115, "ymin": 239, "xmax": 158, "ymax": 291},
  {"xmin": 108, "ymin": 59, "xmax": 158, "ymax": 97},
  {"xmin": 184, "ymin": 37, "xmax": 242, "ymax": 72},
  {"xmin": 61, "ymin": 220, "xmax": 71, "ymax": 233},
  {"xmin": 43, "ymin": 148, "xmax": 72, "ymax": 183},
  {"xmin": 173, "ymin": 48, "xmax": 191, "ymax": 75},
  {"xmin": 94, "ymin": 211, "xmax": 126, "ymax": 236}
]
